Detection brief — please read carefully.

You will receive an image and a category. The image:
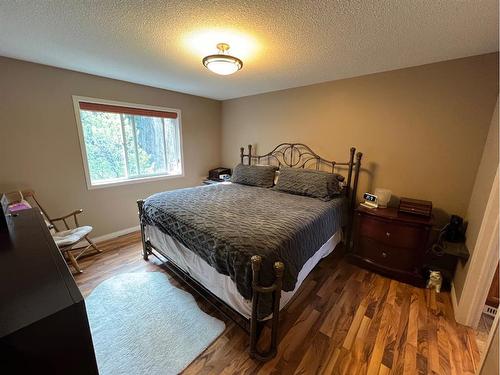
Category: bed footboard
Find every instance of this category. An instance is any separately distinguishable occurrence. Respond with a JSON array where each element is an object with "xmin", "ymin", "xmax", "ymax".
[
  {"xmin": 250, "ymin": 255, "xmax": 284, "ymax": 361},
  {"xmin": 138, "ymin": 199, "xmax": 285, "ymax": 361},
  {"xmin": 137, "ymin": 199, "xmax": 152, "ymax": 260}
]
